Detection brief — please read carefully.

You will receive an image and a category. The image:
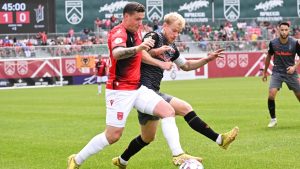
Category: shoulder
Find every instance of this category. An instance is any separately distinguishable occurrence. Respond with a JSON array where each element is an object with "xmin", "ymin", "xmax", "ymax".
[{"xmin": 109, "ymin": 24, "xmax": 127, "ymax": 37}]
